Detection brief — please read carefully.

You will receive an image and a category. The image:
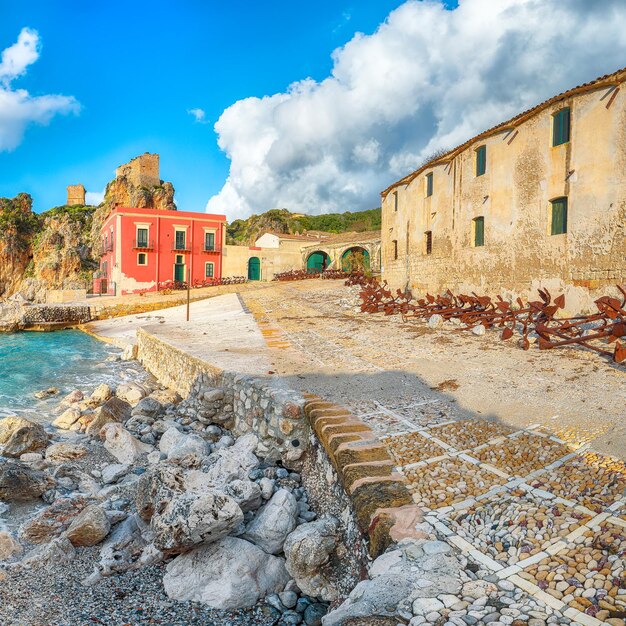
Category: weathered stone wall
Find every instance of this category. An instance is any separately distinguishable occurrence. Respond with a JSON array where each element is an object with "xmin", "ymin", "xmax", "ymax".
[
  {"xmin": 382, "ymin": 75, "xmax": 626, "ymax": 314},
  {"xmin": 0, "ymin": 303, "xmax": 92, "ymax": 330},
  {"xmin": 136, "ymin": 328, "xmax": 308, "ymax": 463},
  {"xmin": 115, "ymin": 153, "xmax": 160, "ymax": 189}
]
